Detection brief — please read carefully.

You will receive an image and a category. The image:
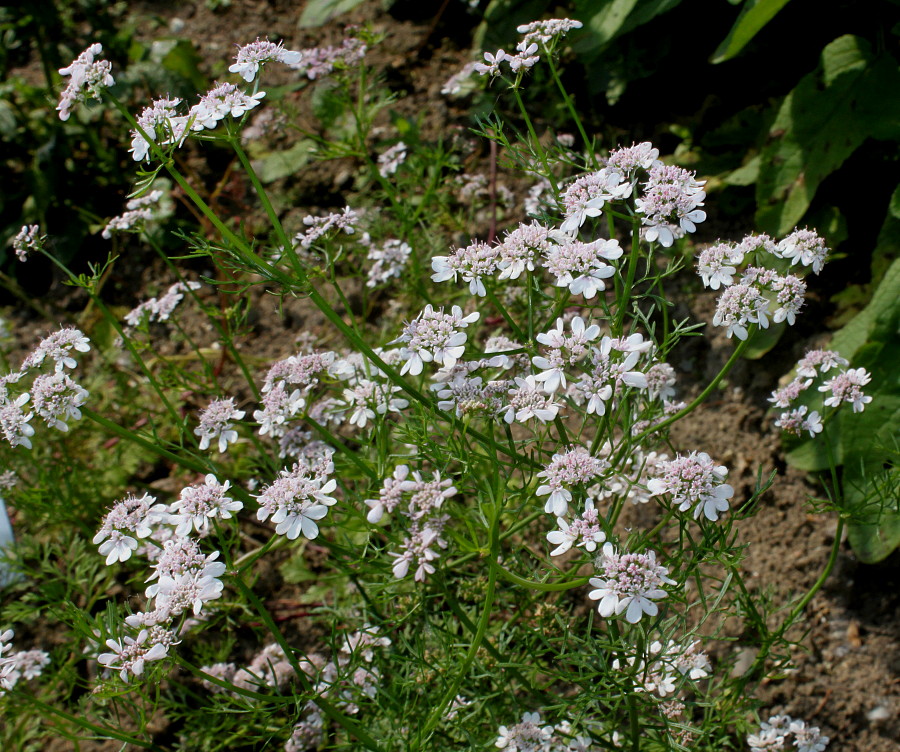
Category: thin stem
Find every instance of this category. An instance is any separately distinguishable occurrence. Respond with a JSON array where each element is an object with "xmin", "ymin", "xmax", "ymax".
[
  {"xmin": 82, "ymin": 407, "xmax": 210, "ymax": 476},
  {"xmin": 415, "ymin": 493, "xmax": 501, "ymax": 748},
  {"xmin": 494, "ymin": 564, "xmax": 589, "ymax": 592},
  {"xmin": 511, "ymin": 86, "xmax": 558, "ymax": 196},
  {"xmin": 8, "ymin": 690, "xmax": 160, "ymax": 749},
  {"xmin": 546, "ymin": 56, "xmax": 595, "ymax": 168},
  {"xmin": 632, "ymin": 336, "xmax": 752, "ymax": 444}
]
